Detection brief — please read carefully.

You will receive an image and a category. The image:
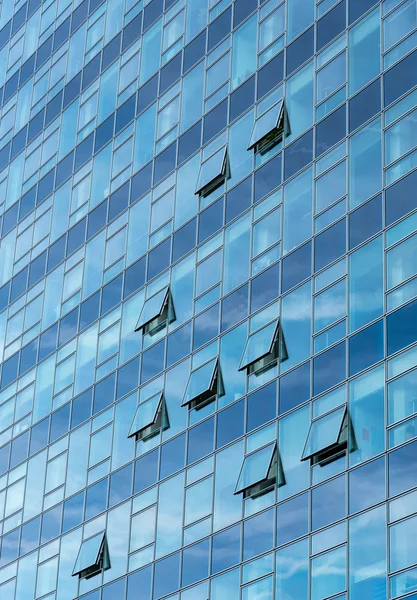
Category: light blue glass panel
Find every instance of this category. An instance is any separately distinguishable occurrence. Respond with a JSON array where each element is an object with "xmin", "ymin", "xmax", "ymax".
[
  {"xmin": 15, "ymin": 551, "xmax": 37, "ymax": 600},
  {"xmin": 195, "ymin": 147, "xmax": 227, "ymax": 194},
  {"xmin": 185, "ymin": 0, "xmax": 208, "ymax": 41},
  {"xmin": 227, "ymin": 108, "xmax": 254, "ymax": 188},
  {"xmin": 73, "ymin": 532, "xmax": 105, "ymax": 575},
  {"xmin": 242, "ymin": 575, "xmax": 273, "ymax": 600},
  {"xmin": 349, "ymin": 8, "xmax": 380, "ymax": 94},
  {"xmin": 91, "ymin": 143, "xmax": 112, "ymax": 208},
  {"xmin": 36, "ymin": 557, "xmax": 58, "ymax": 597},
  {"xmin": 174, "ymin": 154, "xmax": 200, "ymax": 227},
  {"xmin": 211, "ymin": 568, "xmax": 240, "ymax": 600},
  {"xmin": 315, "ymin": 161, "xmax": 346, "ymax": 214},
  {"xmin": 387, "ymin": 233, "xmax": 417, "ymax": 289},
  {"xmin": 283, "ymin": 166, "xmax": 313, "ymax": 254},
  {"xmin": 130, "ymin": 505, "xmax": 156, "ymax": 552},
  {"xmin": 213, "ymin": 440, "xmax": 244, "ymax": 531},
  {"xmin": 314, "ymin": 320, "xmax": 346, "ymax": 354},
  {"xmin": 33, "ymin": 354, "xmax": 55, "ymax": 421},
  {"xmin": 156, "ymin": 472, "xmax": 185, "ymax": 557},
  {"xmin": 276, "ymin": 538, "xmax": 309, "ymax": 600},
  {"xmin": 180, "ymin": 61, "xmax": 204, "ymax": 132},
  {"xmin": 316, "ymin": 52, "xmax": 346, "ymax": 105},
  {"xmin": 242, "ymin": 553, "xmax": 274, "ymax": 584},
  {"xmin": 316, "ymin": 141, "xmax": 346, "ymax": 176},
  {"xmin": 23, "ymin": 450, "xmax": 47, "ymax": 521},
  {"xmin": 248, "ymin": 101, "xmax": 283, "ymax": 149},
  {"xmin": 219, "ymin": 322, "xmax": 247, "ymax": 408},
  {"xmin": 286, "ymin": 61, "xmax": 314, "ymax": 141},
  {"xmin": 349, "ymin": 235, "xmax": 383, "ymax": 332},
  {"xmin": 104, "ymin": 501, "xmax": 130, "ymax": 583},
  {"xmin": 287, "ymin": 0, "xmax": 314, "ymax": 40},
  {"xmin": 311, "ymin": 546, "xmax": 346, "ymax": 600},
  {"xmin": 384, "ymin": 0, "xmax": 417, "ymax": 51},
  {"xmin": 388, "ymin": 367, "xmax": 417, "ymax": 426},
  {"xmin": 182, "ymin": 358, "xmax": 217, "ymax": 405},
  {"xmin": 67, "ymin": 23, "xmax": 87, "ymax": 80},
  {"xmin": 6, "ymin": 152, "xmax": 24, "ymax": 209},
  {"xmin": 235, "ymin": 442, "xmax": 276, "ymax": 492},
  {"xmin": 134, "ymin": 102, "xmax": 157, "ymax": 170},
  {"xmin": 386, "ymin": 148, "xmax": 417, "ymax": 186},
  {"xmin": 302, "ymin": 406, "xmax": 346, "ymax": 460},
  {"xmin": 253, "ymin": 207, "xmax": 281, "ymax": 257},
  {"xmin": 390, "ymin": 566, "xmax": 417, "ymax": 598},
  {"xmin": 239, "ymin": 321, "xmax": 277, "ymax": 370},
  {"xmin": 184, "ymin": 476, "xmax": 213, "ymax": 525},
  {"xmin": 391, "ymin": 514, "xmax": 417, "ymax": 573},
  {"xmin": 140, "ymin": 19, "xmax": 162, "ymax": 84},
  {"xmin": 385, "ymin": 89, "xmax": 417, "ymax": 128},
  {"xmin": 349, "ymin": 505, "xmax": 387, "ymax": 600},
  {"xmin": 98, "ymin": 61, "xmax": 118, "ymax": 124},
  {"xmin": 281, "ymin": 281, "xmax": 312, "ymax": 373},
  {"xmin": 385, "ymin": 109, "xmax": 417, "ymax": 166},
  {"xmin": 349, "ymin": 116, "xmax": 382, "ymax": 209},
  {"xmin": 74, "ymin": 324, "xmax": 99, "ymax": 395},
  {"xmin": 129, "ymin": 392, "xmax": 162, "ymax": 437},
  {"xmin": 136, "ymin": 287, "xmax": 169, "ymax": 330},
  {"xmin": 231, "ymin": 15, "xmax": 257, "ymax": 89},
  {"xmin": 112, "ymin": 392, "xmax": 137, "ymax": 470},
  {"xmin": 314, "ymin": 279, "xmax": 346, "ymax": 333},
  {"xmin": 312, "ymin": 522, "xmax": 346, "ymax": 555},
  {"xmin": 384, "ymin": 30, "xmax": 417, "ymax": 69},
  {"xmin": 223, "ymin": 212, "xmax": 251, "ymax": 294},
  {"xmin": 387, "ymin": 276, "xmax": 417, "ymax": 311},
  {"xmin": 278, "ymin": 405, "xmax": 310, "ymax": 501},
  {"xmin": 315, "ymin": 199, "xmax": 347, "ymax": 233},
  {"xmin": 56, "ymin": 529, "xmax": 83, "ymax": 599}
]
